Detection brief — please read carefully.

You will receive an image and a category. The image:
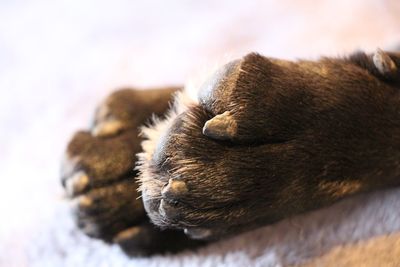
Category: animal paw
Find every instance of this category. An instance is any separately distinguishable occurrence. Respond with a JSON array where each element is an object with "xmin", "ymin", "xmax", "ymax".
[
  {"xmin": 138, "ymin": 51, "xmax": 400, "ymax": 239},
  {"xmin": 61, "ymin": 88, "xmax": 205, "ymax": 255}
]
